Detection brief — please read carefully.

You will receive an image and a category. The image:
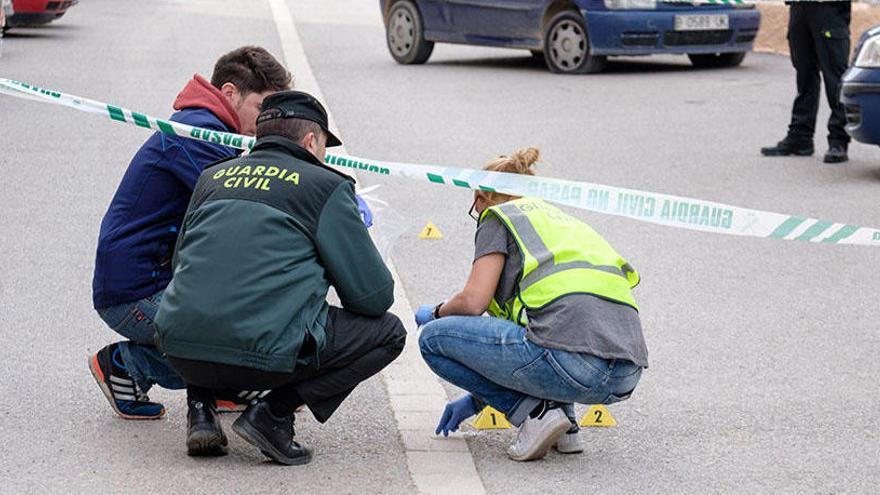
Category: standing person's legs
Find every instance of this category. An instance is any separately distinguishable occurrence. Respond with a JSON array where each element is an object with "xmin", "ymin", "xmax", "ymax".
[
  {"xmin": 91, "ymin": 290, "xmax": 184, "ymax": 419},
  {"xmin": 812, "ymin": 2, "xmax": 851, "ymax": 149},
  {"xmin": 787, "ymin": 3, "xmax": 822, "ymax": 145}
]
